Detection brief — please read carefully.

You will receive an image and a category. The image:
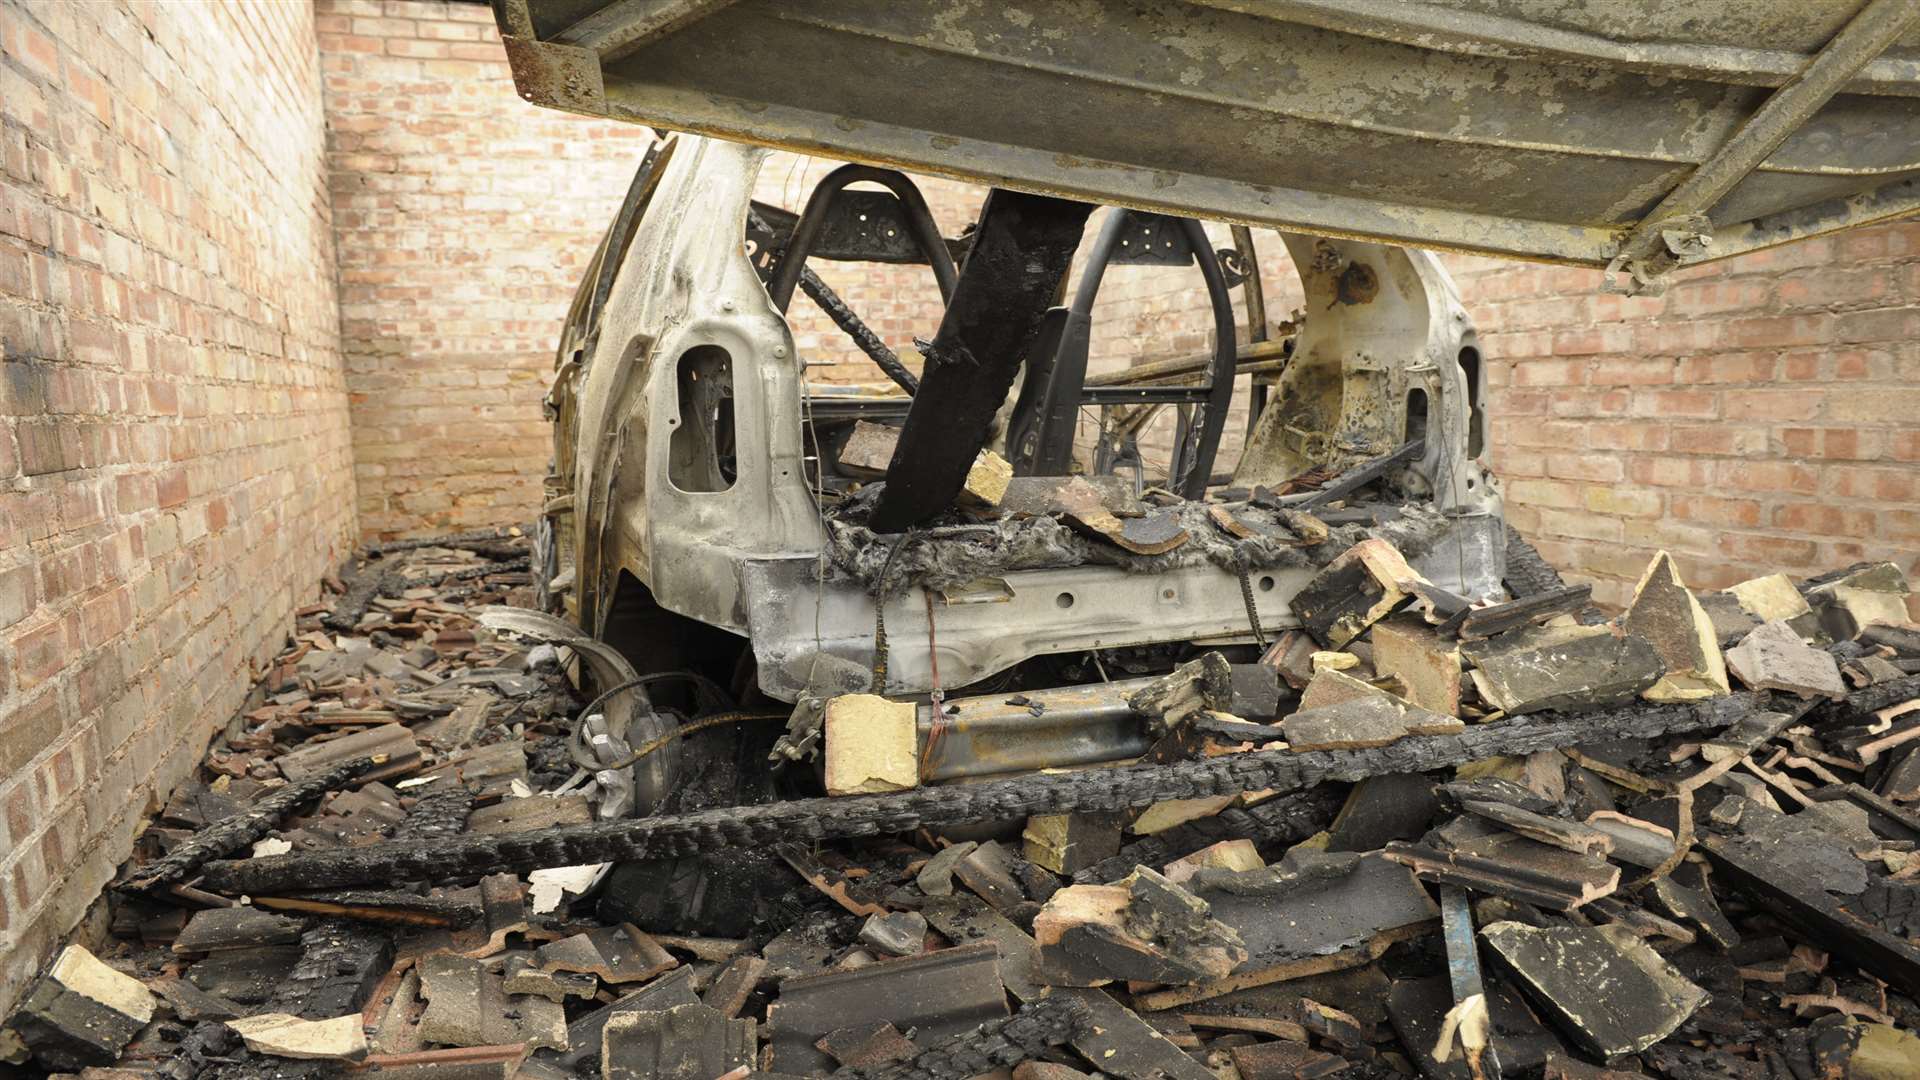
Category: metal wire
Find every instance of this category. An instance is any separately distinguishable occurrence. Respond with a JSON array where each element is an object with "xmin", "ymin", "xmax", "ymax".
[
  {"xmin": 600, "ymin": 710, "xmax": 791, "ymax": 772},
  {"xmin": 1235, "ymin": 559, "xmax": 1268, "ymax": 647},
  {"xmin": 576, "ymin": 670, "xmax": 735, "ymax": 729}
]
